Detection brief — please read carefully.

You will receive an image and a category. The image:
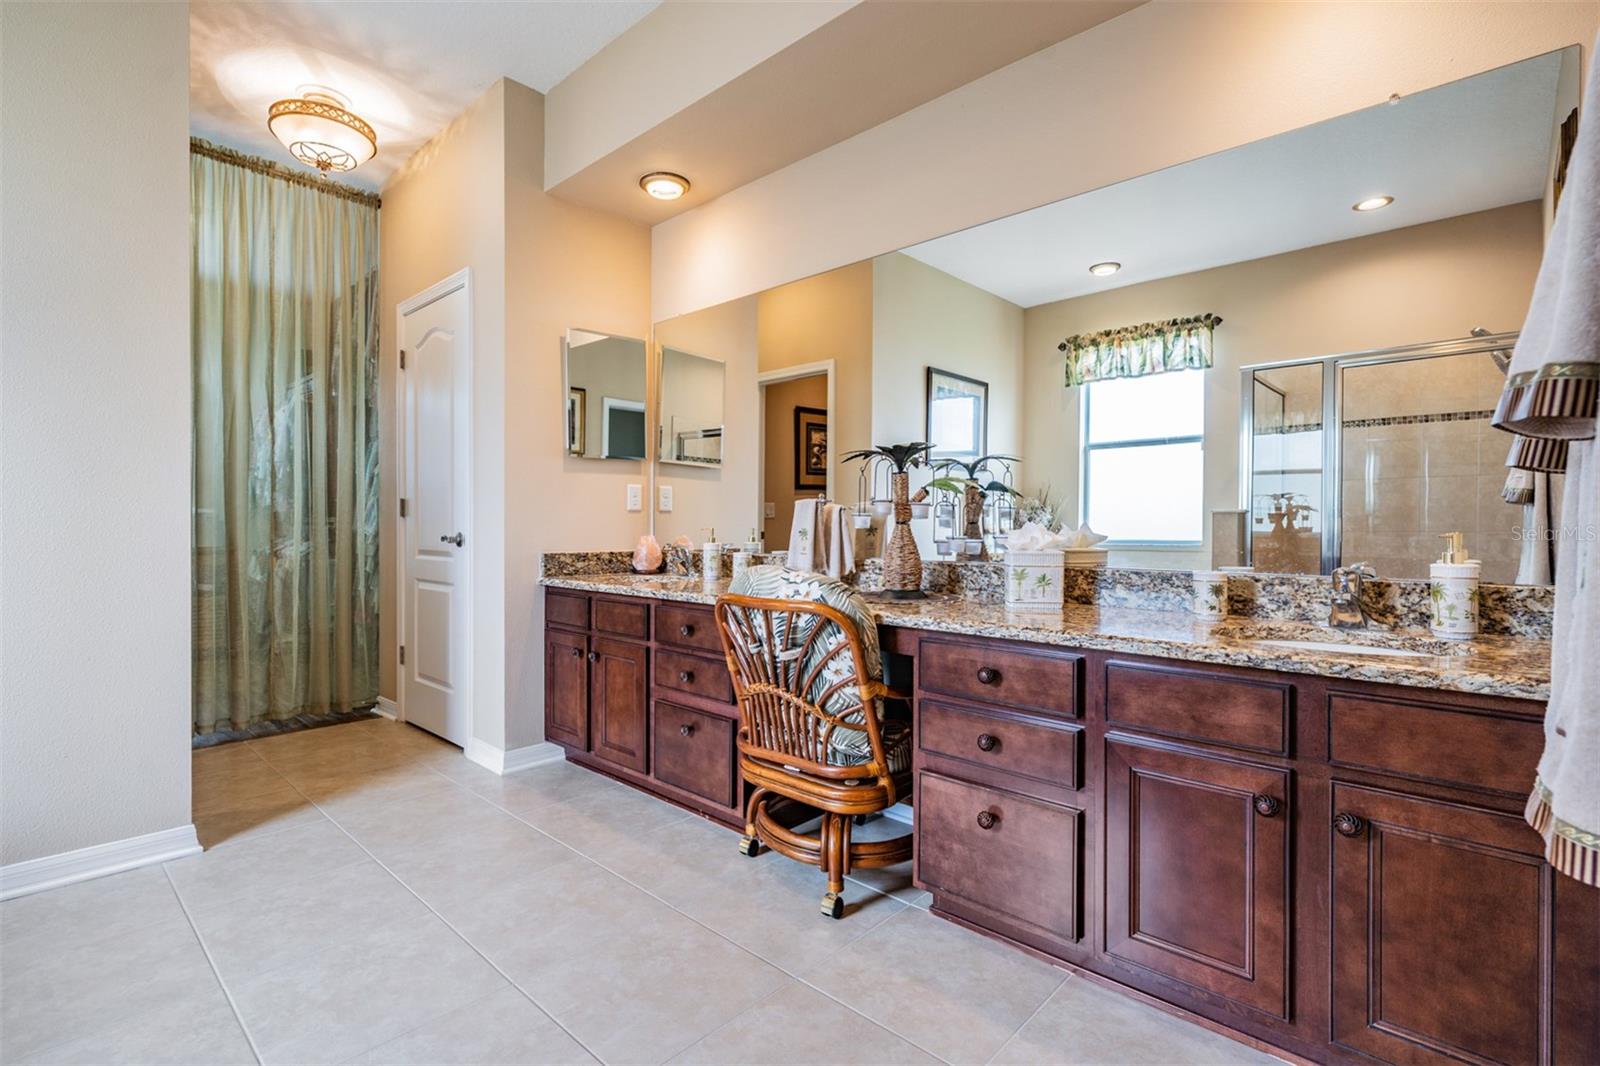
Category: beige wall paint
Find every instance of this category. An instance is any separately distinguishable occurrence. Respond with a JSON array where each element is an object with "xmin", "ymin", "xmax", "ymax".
[
  {"xmin": 1021, "ymin": 202, "xmax": 1544, "ymax": 569},
  {"xmin": 757, "ymin": 262, "xmax": 875, "ymax": 509},
  {"xmin": 653, "ymin": 296, "xmax": 760, "ymax": 546},
  {"xmin": 650, "ymin": 1, "xmax": 1596, "ymax": 320},
  {"xmin": 381, "ymin": 80, "xmax": 652, "ymax": 751},
  {"xmin": 762, "ymin": 375, "xmax": 830, "ymax": 547},
  {"xmin": 1, "ymin": 2, "xmax": 192, "ymax": 865}
]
